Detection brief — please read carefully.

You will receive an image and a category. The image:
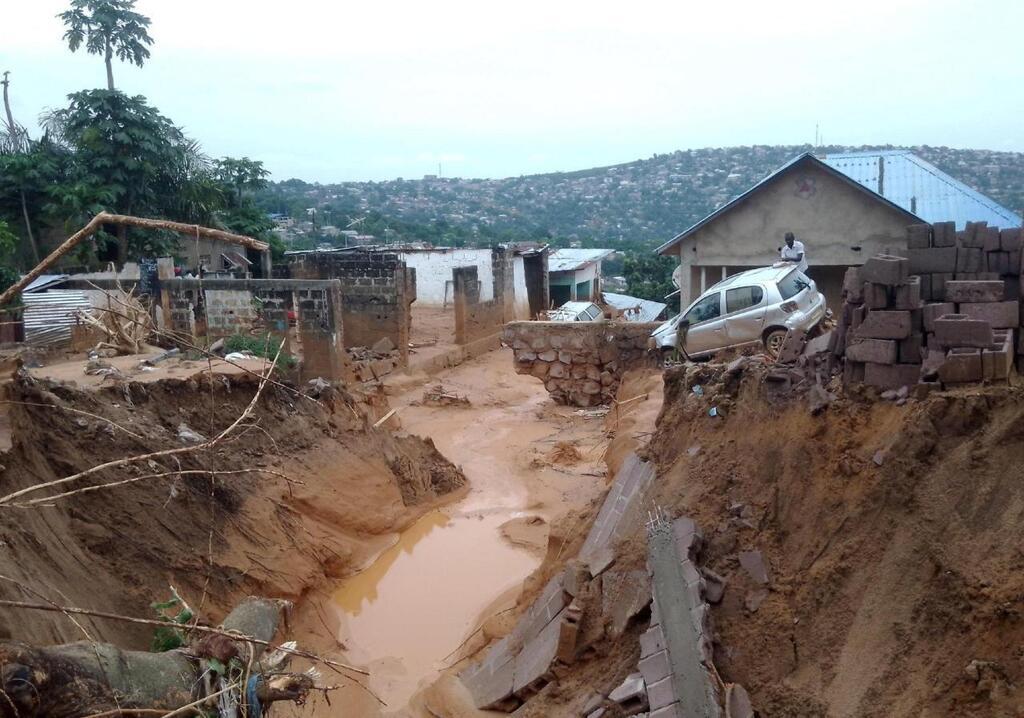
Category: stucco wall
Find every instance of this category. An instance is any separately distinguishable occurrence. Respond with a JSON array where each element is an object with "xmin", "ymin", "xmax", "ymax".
[
  {"xmin": 512, "ymin": 256, "xmax": 531, "ymax": 320},
  {"xmin": 399, "ymin": 249, "xmax": 495, "ymax": 305},
  {"xmin": 671, "ymin": 162, "xmax": 912, "ymax": 306}
]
